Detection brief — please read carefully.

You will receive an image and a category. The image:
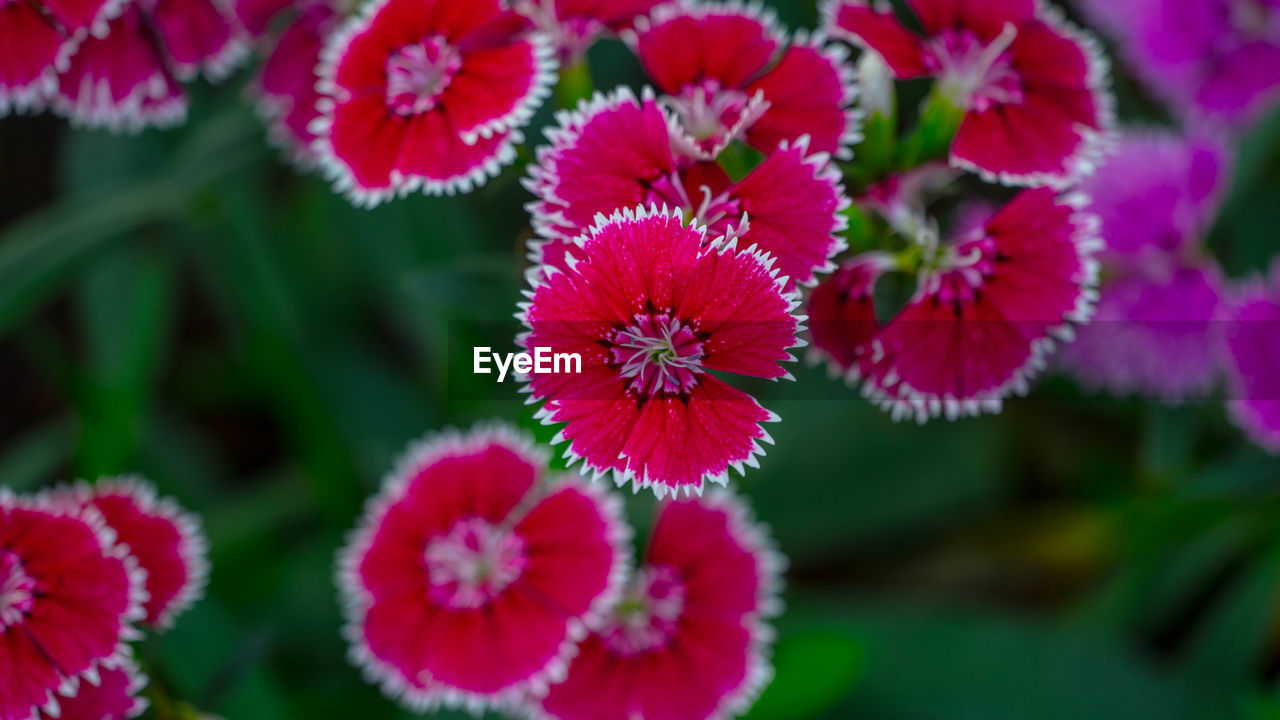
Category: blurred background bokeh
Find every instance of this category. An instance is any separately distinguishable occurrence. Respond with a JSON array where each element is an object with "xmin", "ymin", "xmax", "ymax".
[{"xmin": 3, "ymin": 1, "xmax": 1280, "ymax": 718}]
